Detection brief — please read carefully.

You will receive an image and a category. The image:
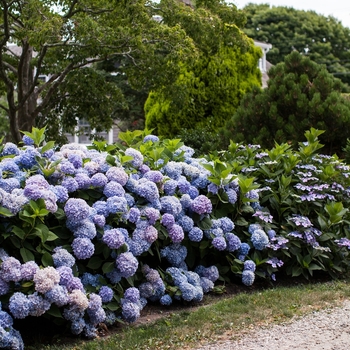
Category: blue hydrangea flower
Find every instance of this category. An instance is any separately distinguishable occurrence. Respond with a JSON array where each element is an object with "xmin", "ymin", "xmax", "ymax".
[
  {"xmin": 50, "ymin": 185, "xmax": 69, "ymax": 203},
  {"xmin": 75, "ymin": 173, "xmax": 91, "ymax": 189},
  {"xmin": 226, "ymin": 188, "xmax": 238, "ymax": 204},
  {"xmin": 121, "ymin": 300, "xmax": 140, "ymax": 323},
  {"xmin": 116, "ymin": 252, "xmax": 138, "ymax": 278},
  {"xmin": 99, "ymin": 286, "xmax": 114, "ymax": 303},
  {"xmin": 220, "ymin": 217, "xmax": 235, "ymax": 233},
  {"xmin": 71, "ymin": 238, "xmax": 95, "ymax": 260},
  {"xmin": 28, "ymin": 293, "xmax": 51, "ymax": 317},
  {"xmin": 22, "ymin": 135, "xmax": 34, "ymax": 146},
  {"xmin": 244, "ymin": 260, "xmax": 256, "ymax": 272},
  {"xmin": 212, "ymin": 236, "xmax": 227, "ymax": 251},
  {"xmin": 160, "ymin": 196, "xmax": 182, "ymax": 217},
  {"xmin": 225, "ymin": 233, "xmax": 241, "ymax": 252},
  {"xmin": 242, "ymin": 270, "xmax": 255, "ymax": 286},
  {"xmin": 20, "ymin": 261, "xmax": 39, "ymax": 281},
  {"xmin": 106, "ymin": 196, "xmax": 128, "ymax": 214},
  {"xmin": 143, "ymin": 170, "xmax": 163, "ymax": 183},
  {"xmin": 160, "ymin": 294, "xmax": 172, "ymax": 306},
  {"xmin": 61, "ymin": 176, "xmax": 79, "ymax": 192},
  {"xmin": 164, "ymin": 161, "xmax": 182, "ymax": 180},
  {"xmin": 177, "ymin": 215, "xmax": 194, "ymax": 232},
  {"xmin": 188, "ymin": 227, "xmax": 203, "ymax": 242},
  {"xmin": 143, "ymin": 135, "xmax": 159, "ymax": 143},
  {"xmin": 128, "ymin": 207, "xmax": 141, "ymax": 223},
  {"xmin": 92, "ymin": 200, "xmax": 108, "ymax": 216},
  {"xmin": 163, "ymin": 179, "xmax": 178, "ymax": 195},
  {"xmin": 135, "ymin": 180, "xmax": 160, "ymax": 203},
  {"xmin": 200, "ymin": 277, "xmax": 214, "ymax": 293},
  {"xmin": 161, "ymin": 213, "xmax": 175, "ymax": 228},
  {"xmin": 52, "ymin": 247, "xmax": 76, "ymax": 268},
  {"xmin": 251, "ymin": 229, "xmax": 269, "ymax": 250},
  {"xmin": 45, "ymin": 285, "xmax": 69, "ymax": 307},
  {"xmin": 161, "ymin": 244, "xmax": 187, "ymax": 267},
  {"xmin": 125, "ymin": 148, "xmax": 143, "ymax": 168},
  {"xmin": 142, "ymin": 207, "xmax": 160, "ymax": 225},
  {"xmin": 0, "ymin": 278, "xmax": 10, "ymax": 296},
  {"xmin": 166, "ymin": 267, "xmax": 187, "ymax": 286},
  {"xmin": 9, "ymin": 293, "xmax": 30, "ymax": 319}
]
